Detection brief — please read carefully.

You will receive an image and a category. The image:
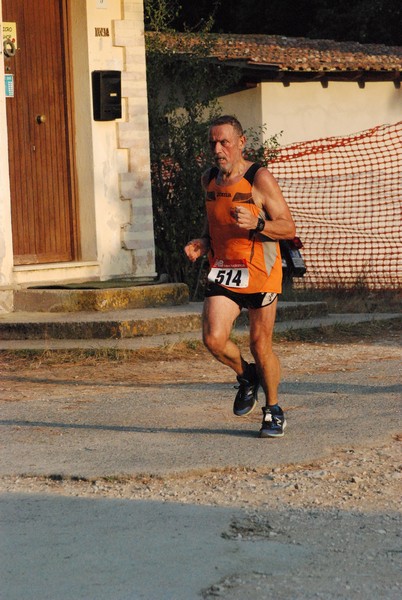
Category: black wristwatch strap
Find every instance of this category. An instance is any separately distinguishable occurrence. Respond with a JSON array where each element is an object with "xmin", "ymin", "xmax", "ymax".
[{"xmin": 255, "ymin": 216, "xmax": 265, "ymax": 233}]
